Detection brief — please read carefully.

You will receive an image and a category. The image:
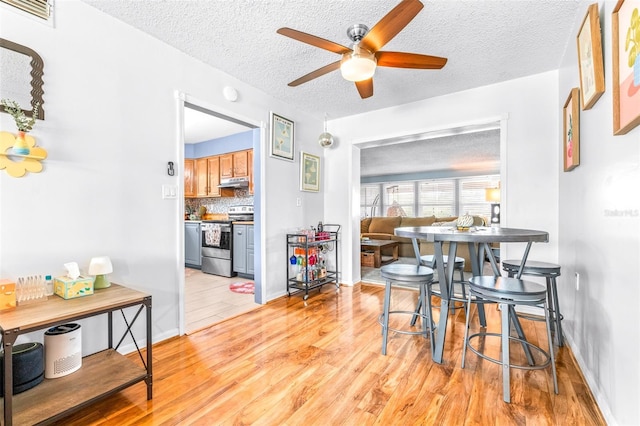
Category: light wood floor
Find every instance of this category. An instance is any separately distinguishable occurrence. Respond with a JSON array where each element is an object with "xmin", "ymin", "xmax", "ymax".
[
  {"xmin": 54, "ymin": 282, "xmax": 604, "ymax": 425},
  {"xmin": 185, "ymin": 267, "xmax": 260, "ymax": 334}
]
